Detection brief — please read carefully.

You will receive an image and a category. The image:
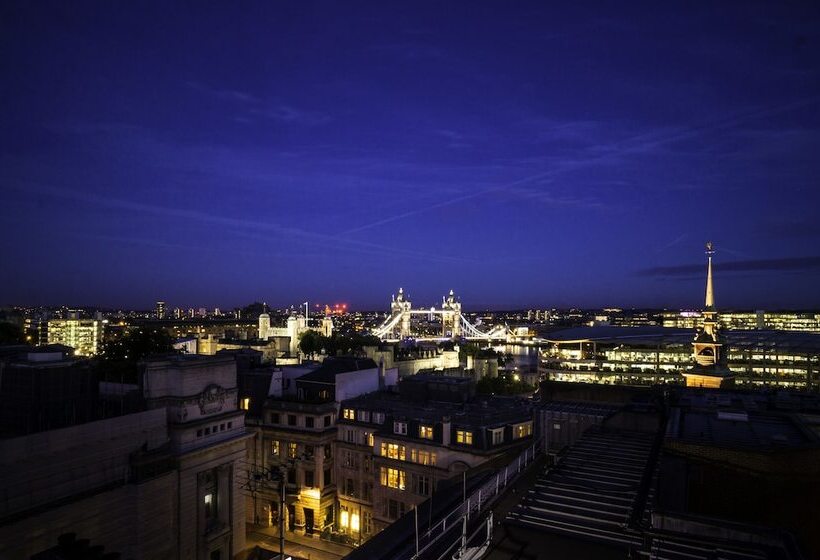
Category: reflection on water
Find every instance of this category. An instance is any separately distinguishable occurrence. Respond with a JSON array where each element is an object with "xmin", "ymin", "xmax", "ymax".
[{"xmin": 491, "ymin": 344, "xmax": 539, "ymax": 371}]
